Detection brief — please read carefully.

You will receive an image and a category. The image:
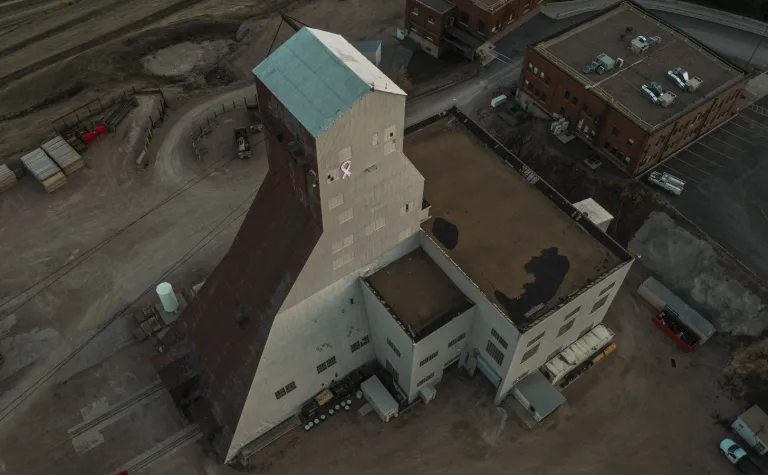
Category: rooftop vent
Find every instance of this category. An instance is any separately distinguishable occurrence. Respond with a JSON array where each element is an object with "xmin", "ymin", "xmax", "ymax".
[
  {"xmin": 641, "ymin": 81, "xmax": 676, "ymax": 107},
  {"xmin": 583, "ymin": 53, "xmax": 616, "ymax": 75},
  {"xmin": 630, "ymin": 35, "xmax": 662, "ymax": 54},
  {"xmin": 667, "ymin": 67, "xmax": 703, "ymax": 92}
]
